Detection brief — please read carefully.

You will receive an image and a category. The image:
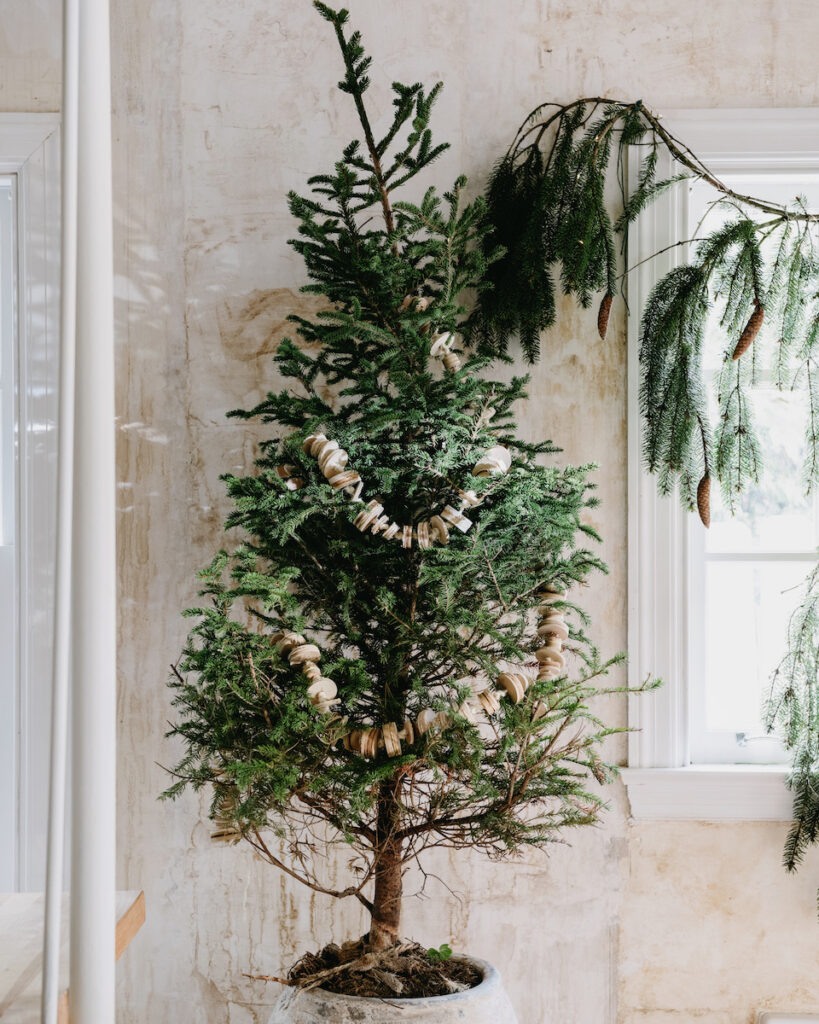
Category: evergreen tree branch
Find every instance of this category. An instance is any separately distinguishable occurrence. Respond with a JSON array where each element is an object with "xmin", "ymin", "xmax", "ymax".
[
  {"xmin": 315, "ymin": 2, "xmax": 400, "ymax": 249},
  {"xmin": 248, "ymin": 828, "xmax": 375, "ymax": 912}
]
